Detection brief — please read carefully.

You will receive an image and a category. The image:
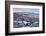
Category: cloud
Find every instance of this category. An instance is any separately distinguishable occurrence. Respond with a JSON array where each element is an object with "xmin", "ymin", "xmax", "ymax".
[{"xmin": 13, "ymin": 8, "xmax": 39, "ymax": 14}]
